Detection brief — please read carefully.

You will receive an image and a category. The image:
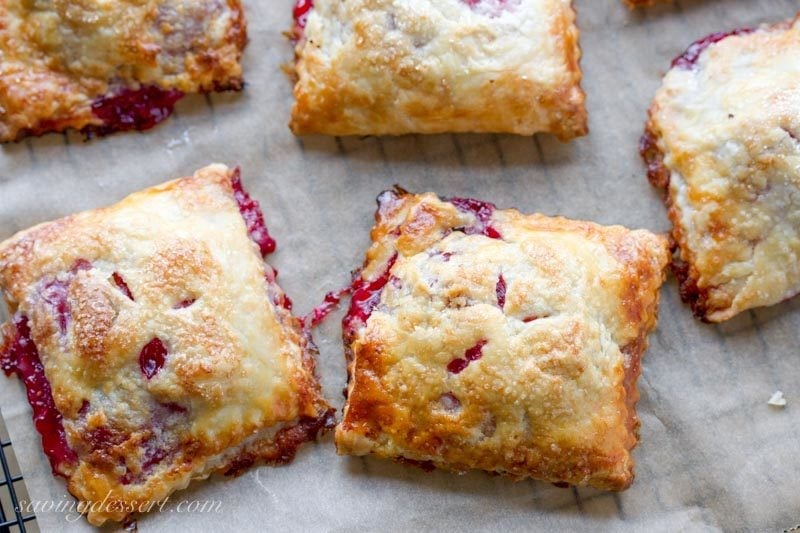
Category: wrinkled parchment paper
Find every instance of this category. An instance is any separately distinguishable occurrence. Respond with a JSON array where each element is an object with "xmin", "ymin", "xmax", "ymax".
[{"xmin": 1, "ymin": 0, "xmax": 799, "ymax": 530}]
